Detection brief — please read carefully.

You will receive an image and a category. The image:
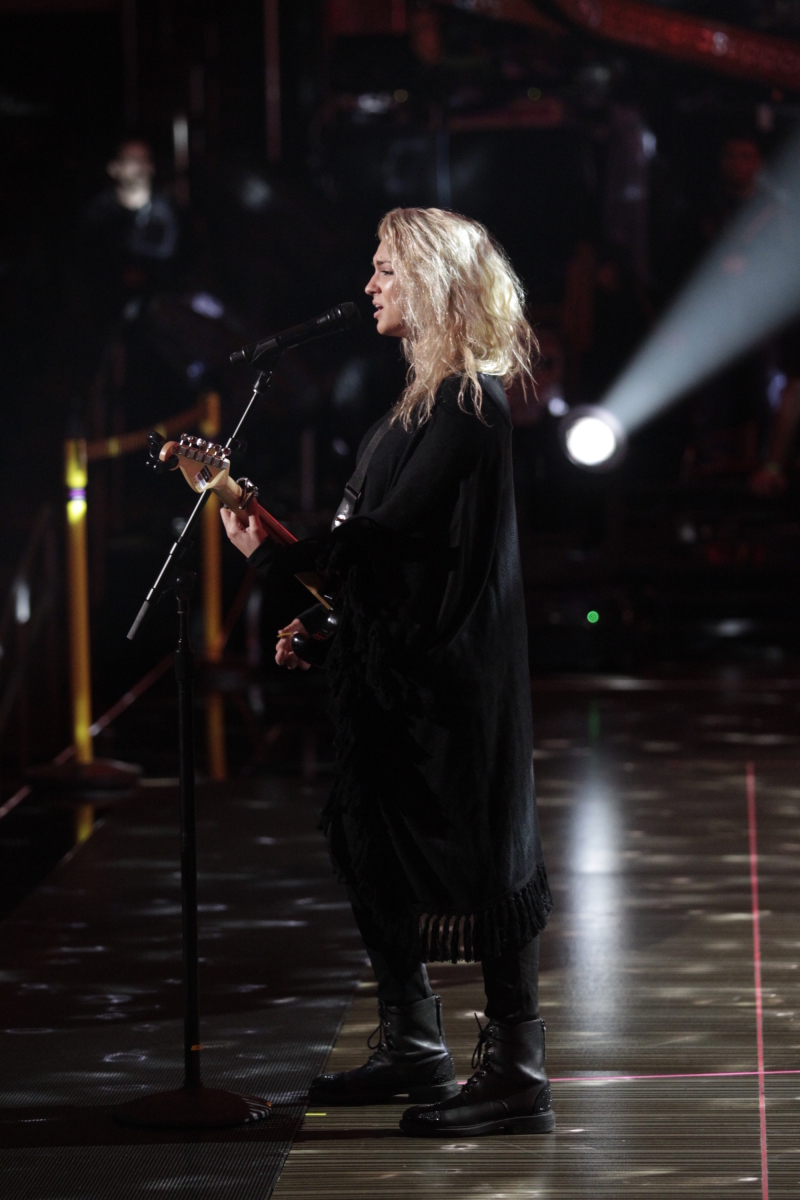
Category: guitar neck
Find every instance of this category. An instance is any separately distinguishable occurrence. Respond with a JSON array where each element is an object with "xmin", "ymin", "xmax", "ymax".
[{"xmin": 257, "ymin": 508, "xmax": 297, "ymax": 547}]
